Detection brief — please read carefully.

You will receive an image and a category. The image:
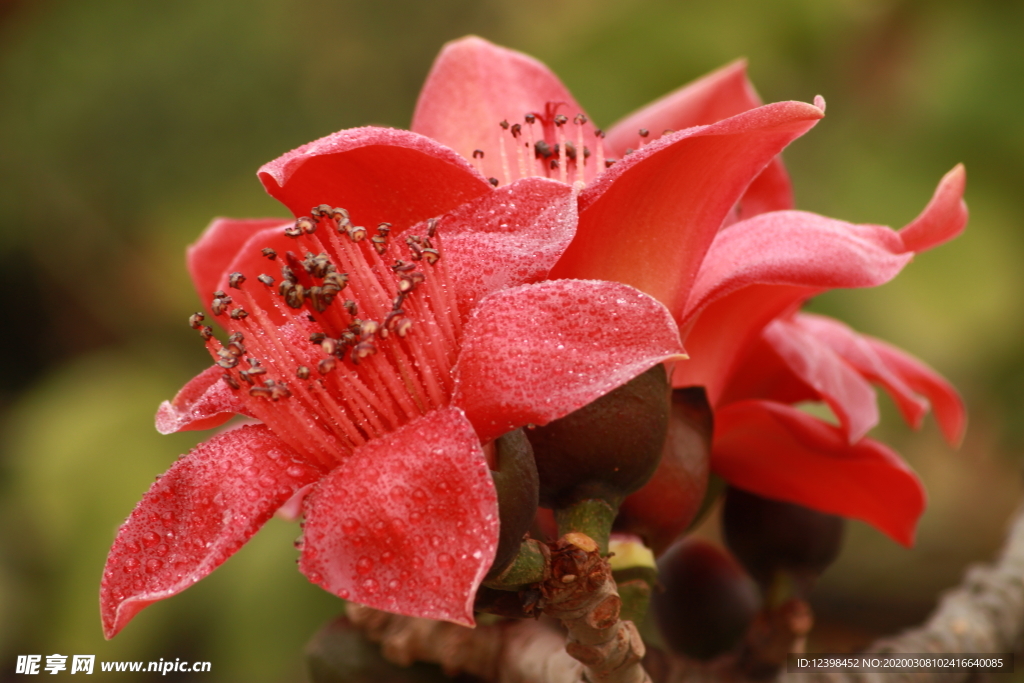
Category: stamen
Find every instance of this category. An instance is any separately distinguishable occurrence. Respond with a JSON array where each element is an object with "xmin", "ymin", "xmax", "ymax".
[
  {"xmin": 574, "ymin": 114, "xmax": 587, "ymax": 184},
  {"xmin": 497, "ymin": 121, "xmax": 512, "ymax": 186},
  {"xmin": 594, "ymin": 128, "xmax": 606, "ymax": 174}
]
